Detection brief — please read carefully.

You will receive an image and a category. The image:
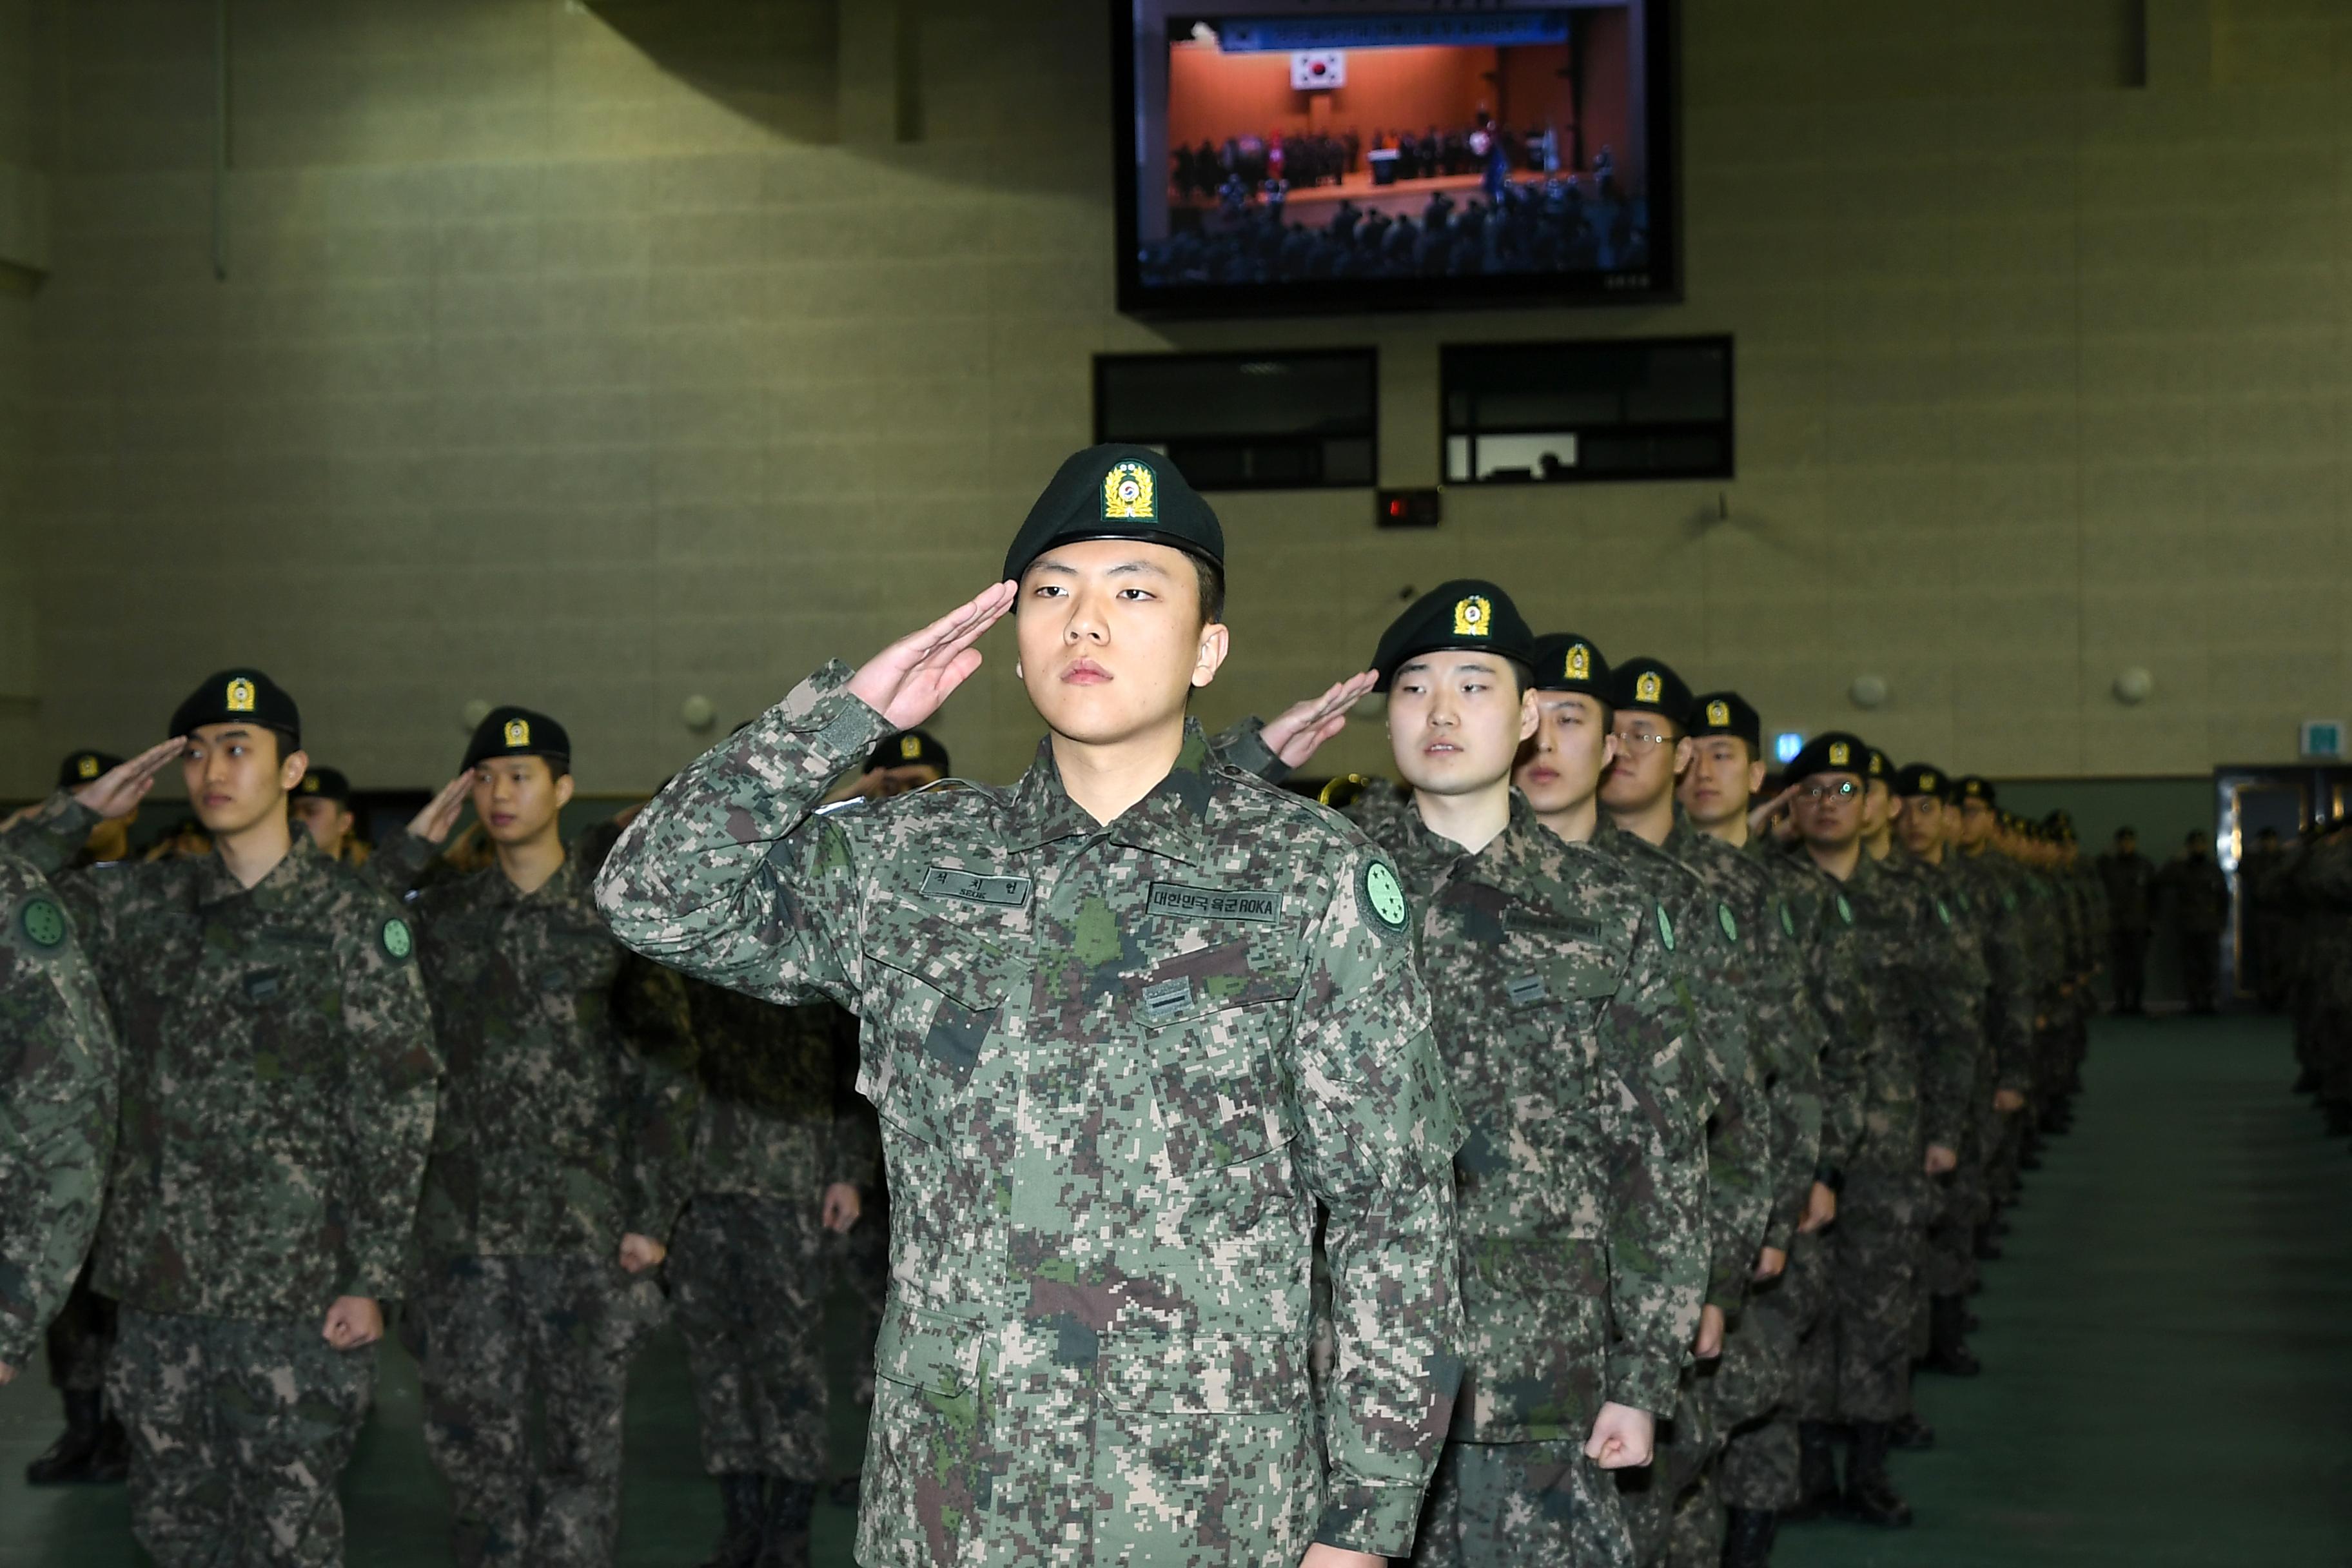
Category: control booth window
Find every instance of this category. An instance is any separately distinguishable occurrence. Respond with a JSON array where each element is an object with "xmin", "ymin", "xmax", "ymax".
[
  {"xmin": 1094, "ymin": 348, "xmax": 1377, "ymax": 491},
  {"xmin": 1443, "ymin": 335, "xmax": 1732, "ymax": 484}
]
